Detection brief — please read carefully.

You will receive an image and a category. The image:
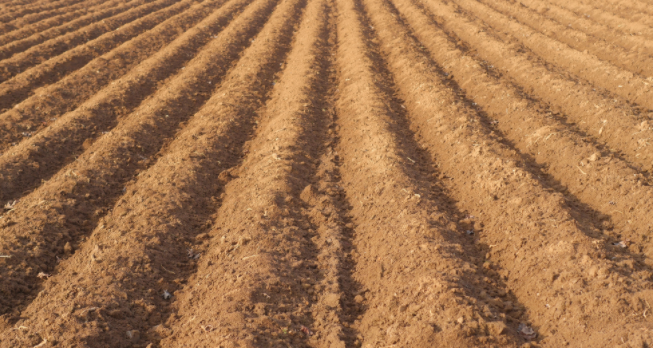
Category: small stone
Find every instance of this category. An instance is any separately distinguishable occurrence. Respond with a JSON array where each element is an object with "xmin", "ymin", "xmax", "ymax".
[
  {"xmin": 300, "ymin": 185, "xmax": 318, "ymax": 204},
  {"xmin": 291, "ymin": 260, "xmax": 304, "ymax": 269},
  {"xmin": 163, "ymin": 290, "xmax": 172, "ymax": 300},
  {"xmin": 33, "ymin": 246, "xmax": 44, "ymax": 258},
  {"xmin": 588, "ymin": 265, "xmax": 599, "ymax": 278},
  {"xmin": 580, "ymin": 254, "xmax": 591, "ymax": 264},
  {"xmin": 457, "ymin": 317, "xmax": 464, "ymax": 324},
  {"xmin": 63, "ymin": 242, "xmax": 73, "ymax": 254},
  {"xmin": 195, "ymin": 233, "xmax": 208, "ymax": 241},
  {"xmin": 503, "ymin": 301, "xmax": 514, "ymax": 312},
  {"xmin": 354, "ymin": 295, "xmax": 364, "ymax": 303},
  {"xmin": 324, "ymin": 293, "xmax": 339, "ymax": 308},
  {"xmin": 108, "ymin": 309, "xmax": 124, "ymax": 319},
  {"xmin": 488, "ymin": 321, "xmax": 507, "ymax": 335},
  {"xmin": 126, "ymin": 330, "xmax": 140, "ymax": 342},
  {"xmin": 588, "ymin": 153, "xmax": 600, "ymax": 162},
  {"xmin": 238, "ymin": 236, "xmax": 251, "ymax": 245},
  {"xmin": 149, "ymin": 325, "xmax": 172, "ymax": 339}
]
